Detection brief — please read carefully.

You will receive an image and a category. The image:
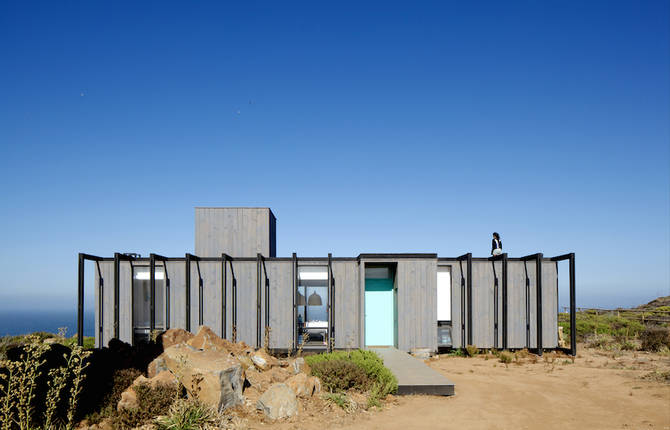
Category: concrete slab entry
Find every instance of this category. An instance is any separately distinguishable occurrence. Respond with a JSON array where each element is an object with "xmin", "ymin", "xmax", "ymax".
[{"xmin": 370, "ymin": 347, "xmax": 455, "ymax": 396}]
